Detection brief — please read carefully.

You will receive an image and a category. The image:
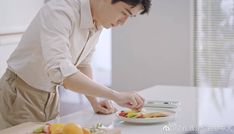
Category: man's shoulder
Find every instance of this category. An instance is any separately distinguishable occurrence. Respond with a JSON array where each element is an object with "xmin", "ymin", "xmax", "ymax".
[
  {"xmin": 45, "ymin": 0, "xmax": 81, "ymax": 15},
  {"xmin": 41, "ymin": 0, "xmax": 81, "ymax": 23}
]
